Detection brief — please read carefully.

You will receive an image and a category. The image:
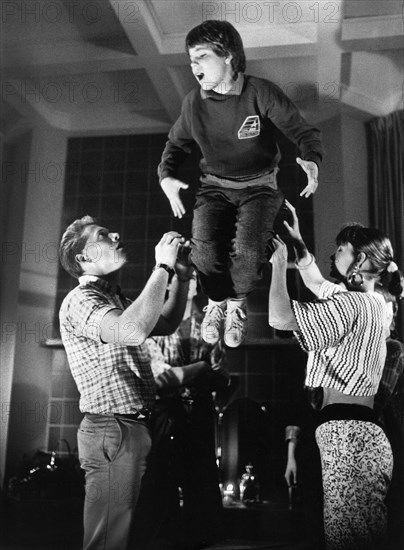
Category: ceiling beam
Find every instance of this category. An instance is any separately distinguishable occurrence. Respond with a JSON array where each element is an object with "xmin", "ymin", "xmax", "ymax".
[
  {"xmin": 316, "ymin": 0, "xmax": 344, "ymax": 102},
  {"xmin": 342, "ymin": 14, "xmax": 404, "ymax": 41},
  {"xmin": 109, "ymin": 0, "xmax": 183, "ymax": 123}
]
